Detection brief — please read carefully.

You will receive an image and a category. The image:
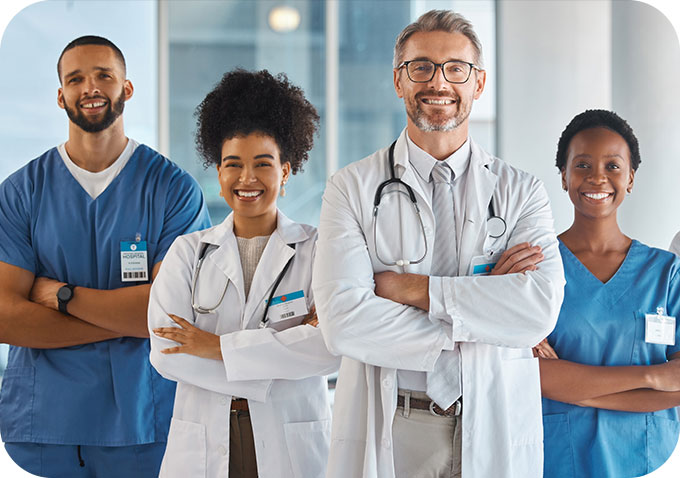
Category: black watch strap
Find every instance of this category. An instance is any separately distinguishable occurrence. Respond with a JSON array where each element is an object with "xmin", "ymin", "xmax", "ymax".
[{"xmin": 57, "ymin": 284, "xmax": 76, "ymax": 314}]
